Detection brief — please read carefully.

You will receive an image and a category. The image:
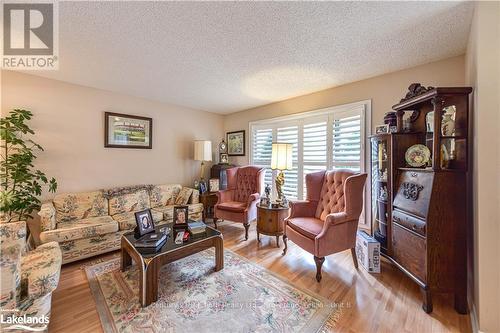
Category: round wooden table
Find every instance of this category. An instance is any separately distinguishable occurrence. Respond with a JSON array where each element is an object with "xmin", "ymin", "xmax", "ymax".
[{"xmin": 256, "ymin": 205, "xmax": 290, "ymax": 247}]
